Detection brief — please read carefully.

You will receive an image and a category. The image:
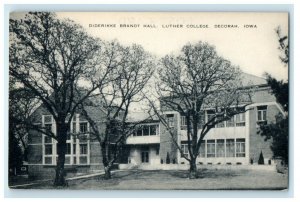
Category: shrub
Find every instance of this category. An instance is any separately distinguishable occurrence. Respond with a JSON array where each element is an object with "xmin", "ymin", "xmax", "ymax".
[{"xmin": 258, "ymin": 151, "xmax": 265, "ymax": 165}]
